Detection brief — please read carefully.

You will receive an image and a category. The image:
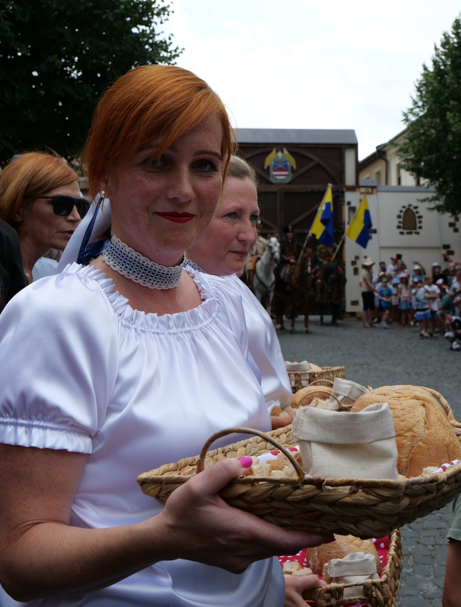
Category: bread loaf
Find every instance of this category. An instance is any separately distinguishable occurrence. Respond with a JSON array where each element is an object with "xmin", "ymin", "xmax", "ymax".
[
  {"xmin": 292, "ymin": 385, "xmax": 333, "ymax": 409},
  {"xmin": 351, "ymin": 385, "xmax": 461, "ymax": 477},
  {"xmin": 305, "ymin": 535, "xmax": 381, "ymax": 576}
]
